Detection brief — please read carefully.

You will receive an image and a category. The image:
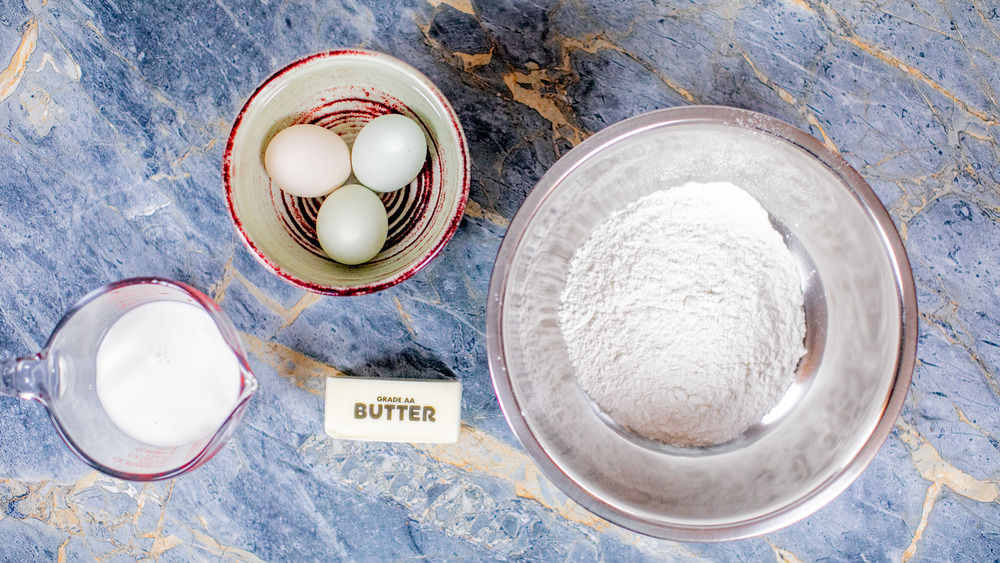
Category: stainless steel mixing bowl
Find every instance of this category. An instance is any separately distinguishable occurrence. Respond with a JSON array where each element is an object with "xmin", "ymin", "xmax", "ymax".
[{"xmin": 486, "ymin": 106, "xmax": 918, "ymax": 541}]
